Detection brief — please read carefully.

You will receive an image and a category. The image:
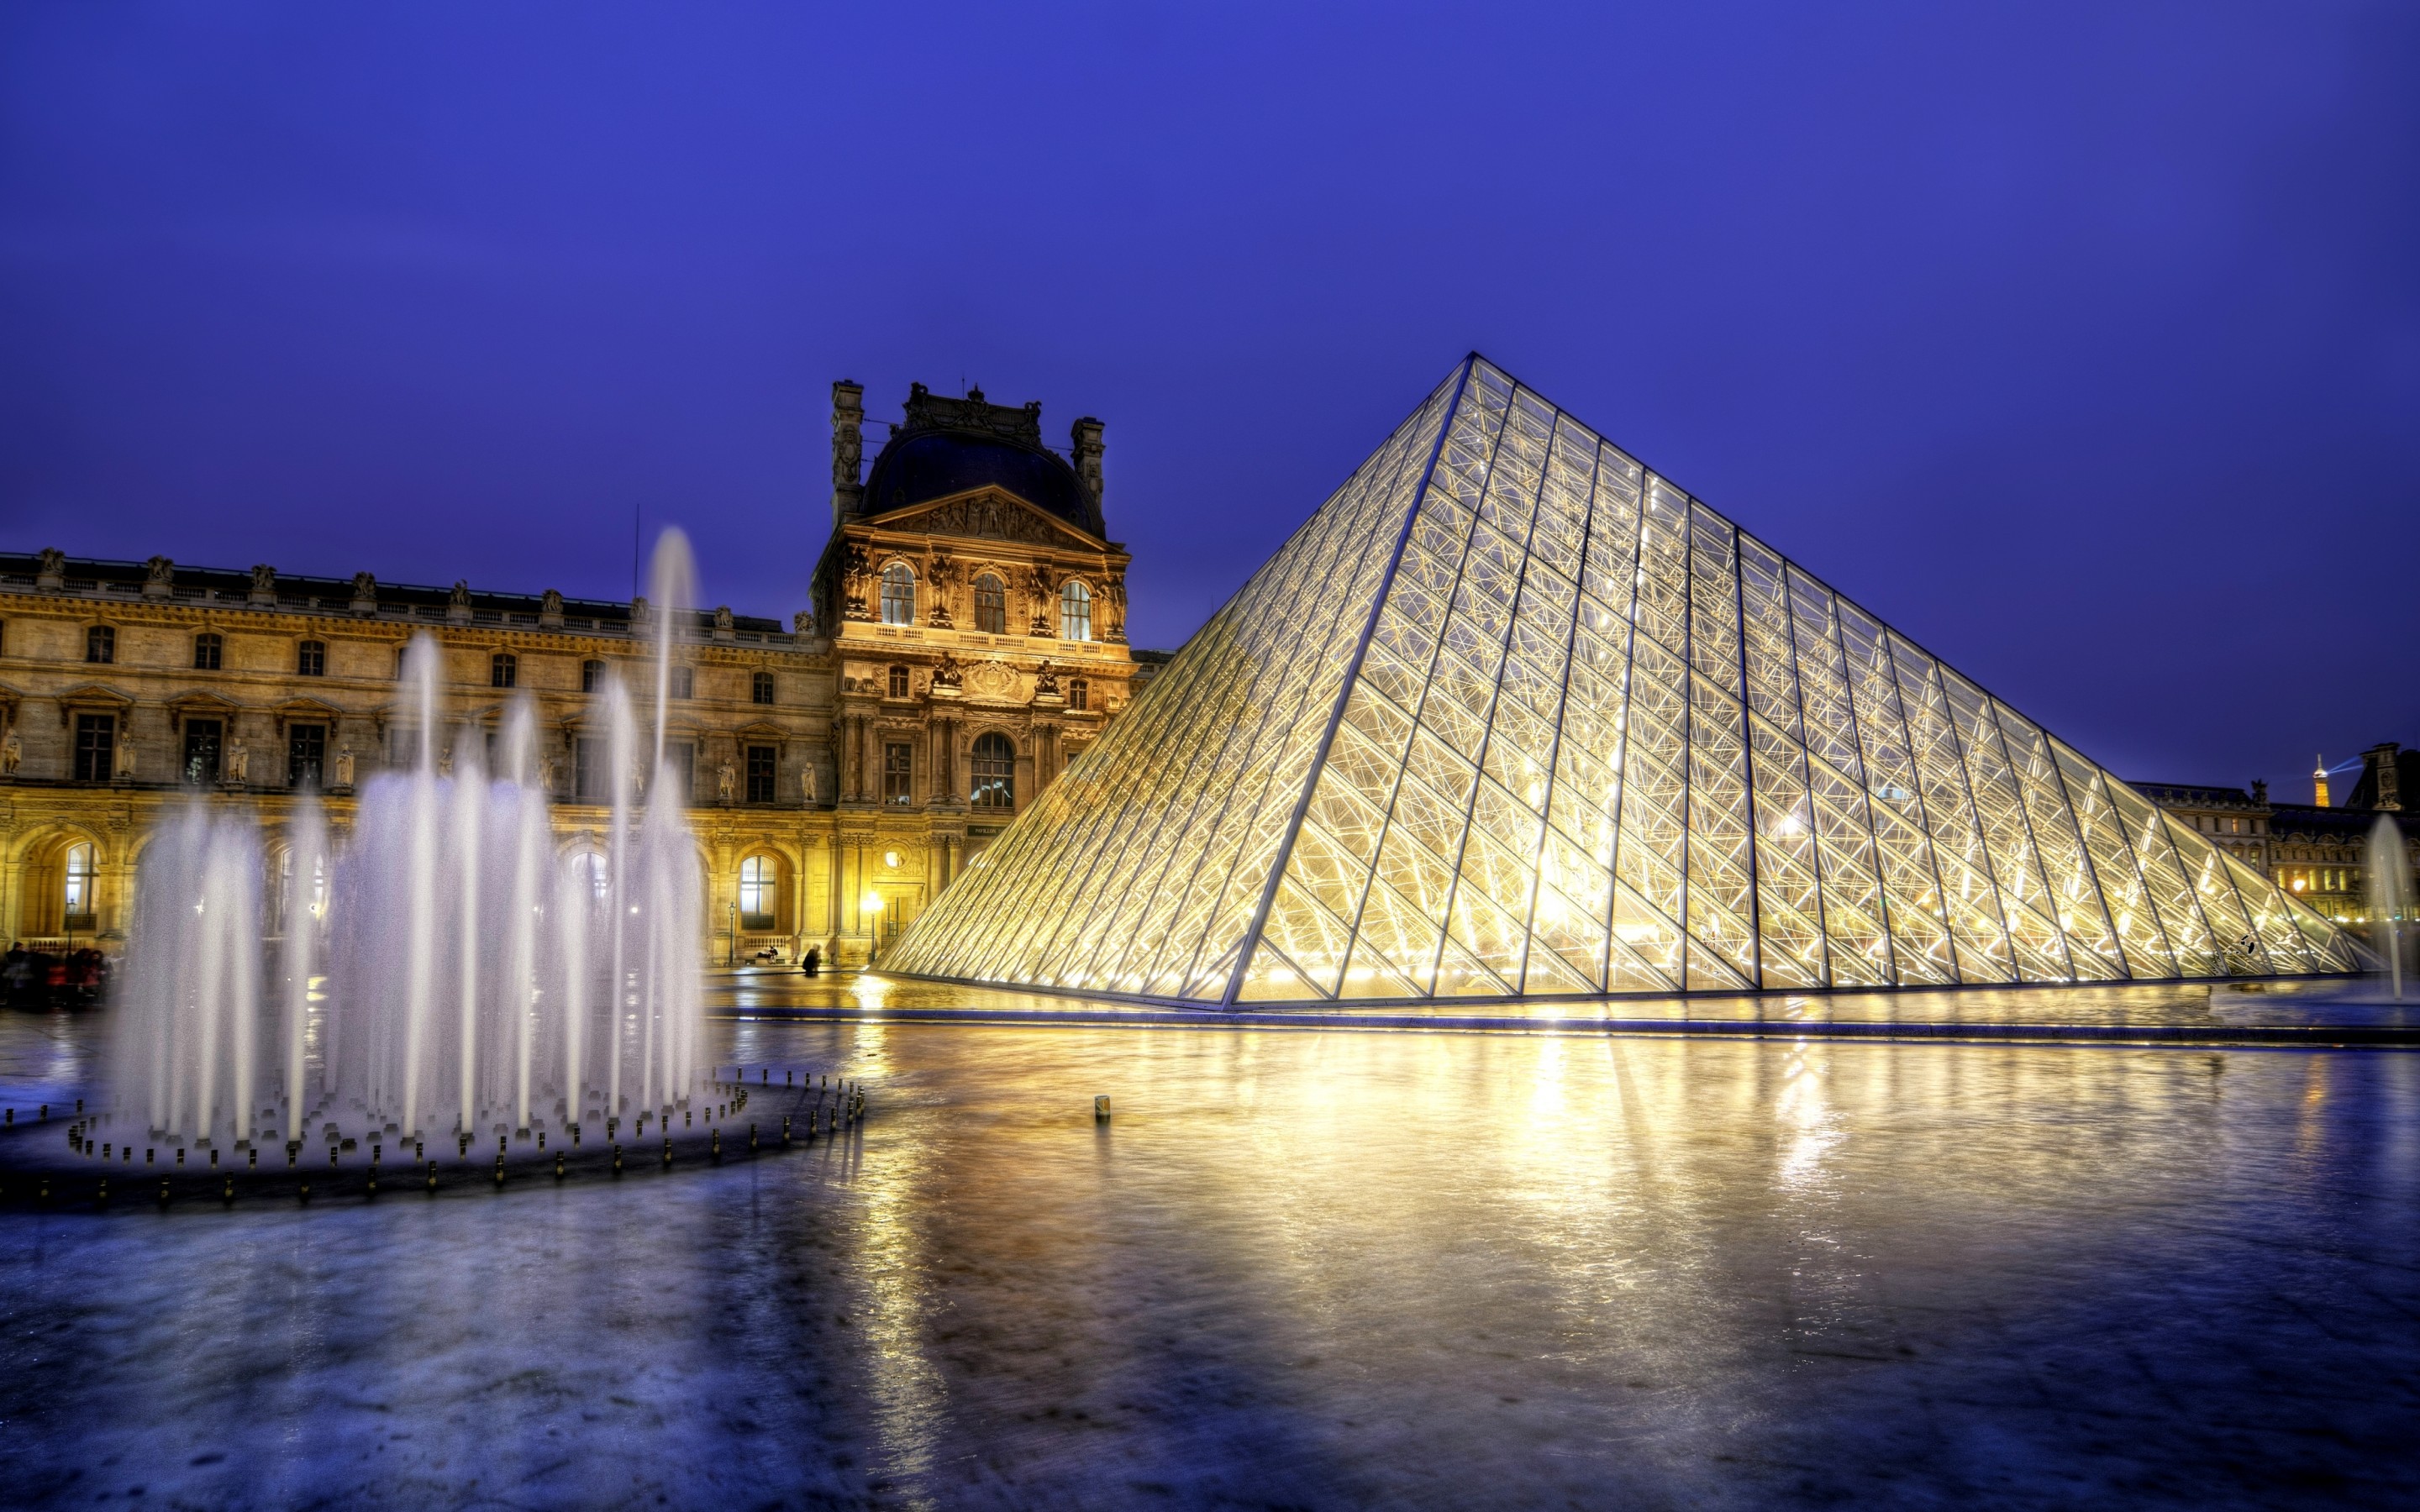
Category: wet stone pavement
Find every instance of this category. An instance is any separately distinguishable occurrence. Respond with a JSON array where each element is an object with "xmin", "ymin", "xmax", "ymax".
[{"xmin": 3, "ymin": 983, "xmax": 2417, "ymax": 1509}]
